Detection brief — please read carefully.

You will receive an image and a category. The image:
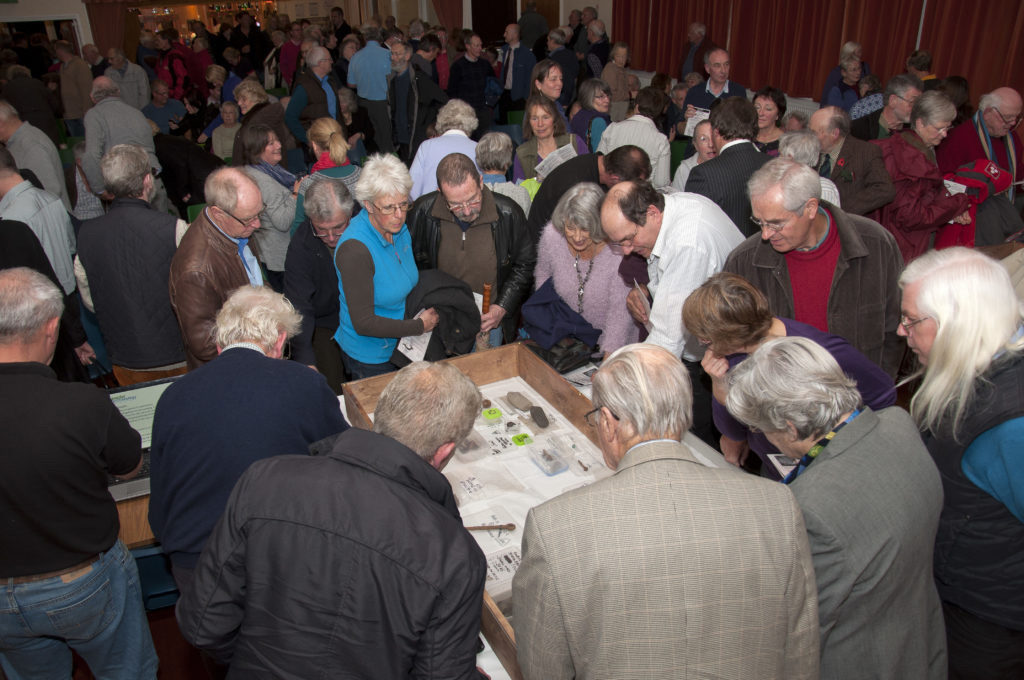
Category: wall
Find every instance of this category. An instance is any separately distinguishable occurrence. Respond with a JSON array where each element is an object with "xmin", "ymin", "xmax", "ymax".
[{"xmin": 0, "ymin": 0, "xmax": 93, "ymax": 44}]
